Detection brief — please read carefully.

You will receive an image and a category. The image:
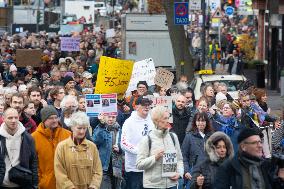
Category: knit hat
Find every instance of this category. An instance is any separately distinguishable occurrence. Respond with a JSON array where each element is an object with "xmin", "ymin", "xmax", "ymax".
[
  {"xmin": 237, "ymin": 128, "xmax": 264, "ymax": 144},
  {"xmin": 215, "ymin": 92, "xmax": 227, "ymax": 104},
  {"xmin": 62, "ymin": 76, "xmax": 74, "ymax": 86},
  {"xmin": 9, "ymin": 64, "xmax": 17, "ymax": 72},
  {"xmin": 40, "ymin": 105, "xmax": 58, "ymax": 123}
]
